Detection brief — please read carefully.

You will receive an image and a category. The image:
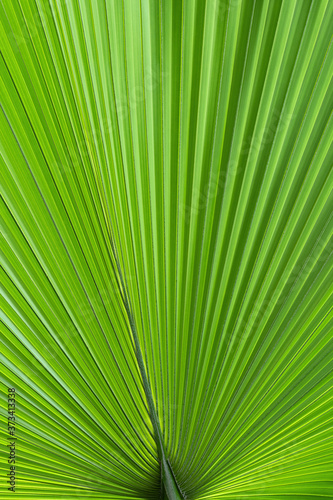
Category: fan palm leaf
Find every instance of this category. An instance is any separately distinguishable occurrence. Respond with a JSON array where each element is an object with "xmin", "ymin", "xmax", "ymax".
[{"xmin": 0, "ymin": 0, "xmax": 332, "ymax": 498}]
